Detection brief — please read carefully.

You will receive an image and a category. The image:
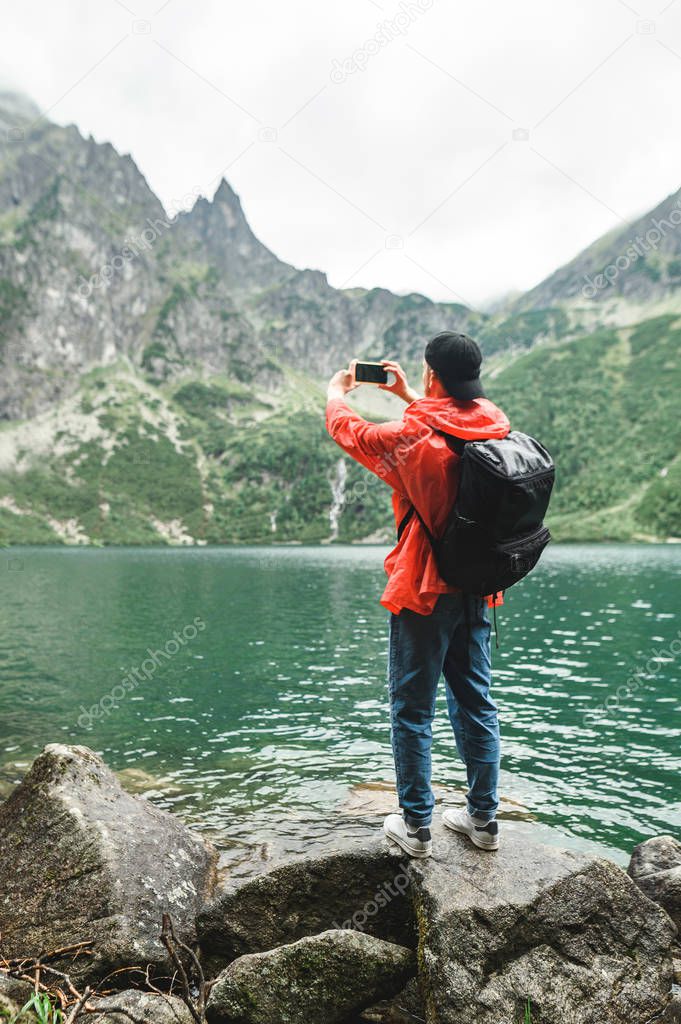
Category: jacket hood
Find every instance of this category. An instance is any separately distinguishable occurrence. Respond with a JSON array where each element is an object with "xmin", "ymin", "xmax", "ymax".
[{"xmin": 403, "ymin": 396, "xmax": 510, "ymax": 441}]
